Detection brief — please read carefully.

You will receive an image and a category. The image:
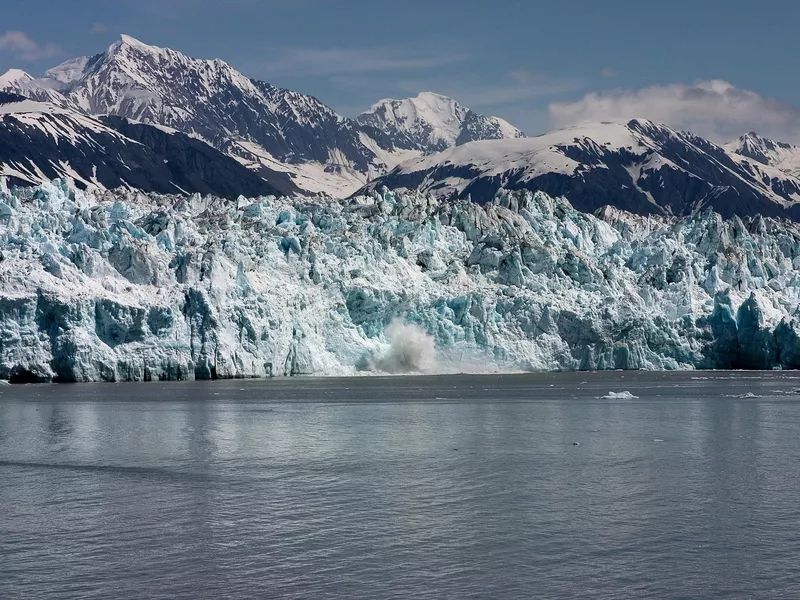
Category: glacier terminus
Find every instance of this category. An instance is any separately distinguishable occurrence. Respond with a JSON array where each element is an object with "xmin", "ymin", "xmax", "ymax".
[{"xmin": 2, "ymin": 179, "xmax": 800, "ymax": 382}]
